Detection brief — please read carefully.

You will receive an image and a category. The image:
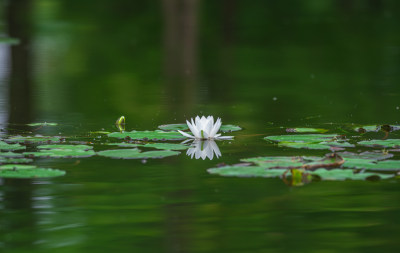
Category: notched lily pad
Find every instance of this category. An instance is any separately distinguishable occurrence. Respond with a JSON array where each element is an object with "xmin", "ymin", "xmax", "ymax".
[
  {"xmin": 265, "ymin": 134, "xmax": 353, "ymax": 150},
  {"xmin": 108, "ymin": 142, "xmax": 189, "ymax": 150},
  {"xmin": 24, "ymin": 144, "xmax": 95, "ymax": 158},
  {"xmin": 158, "ymin": 124, "xmax": 242, "ymax": 132},
  {"xmin": 0, "ymin": 37, "xmax": 20, "ymax": 45},
  {"xmin": 0, "ymin": 164, "xmax": 65, "ymax": 178},
  {"xmin": 286, "ymin": 128, "xmax": 328, "ymax": 133},
  {"xmin": 311, "ymin": 169, "xmax": 393, "ymax": 181},
  {"xmin": 0, "ymin": 141, "xmax": 26, "ymax": 151},
  {"xmin": 97, "ymin": 148, "xmax": 180, "ymax": 159},
  {"xmin": 358, "ymin": 139, "xmax": 400, "ymax": 148},
  {"xmin": 108, "ymin": 130, "xmax": 185, "ymax": 141},
  {"xmin": 208, "ymin": 165, "xmax": 285, "ymax": 178},
  {"xmin": 6, "ymin": 135, "xmax": 63, "ymax": 144},
  {"xmin": 27, "ymin": 122, "xmax": 58, "ymax": 127}
]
